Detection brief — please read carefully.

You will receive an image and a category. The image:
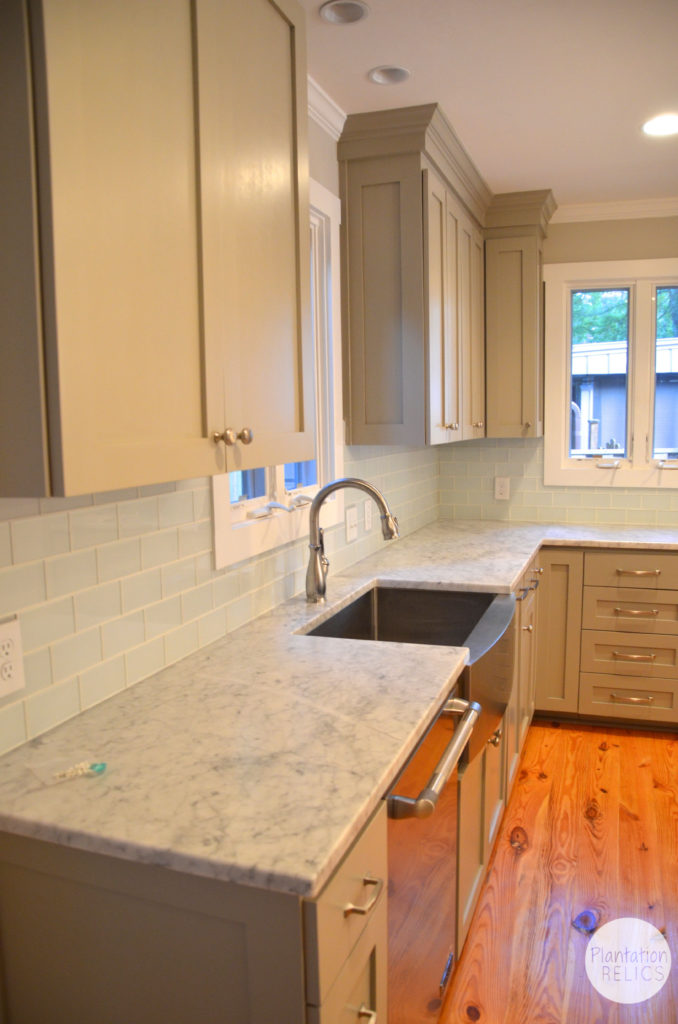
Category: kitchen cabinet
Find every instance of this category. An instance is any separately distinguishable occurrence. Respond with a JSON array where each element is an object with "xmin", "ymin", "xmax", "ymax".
[
  {"xmin": 338, "ymin": 104, "xmax": 489, "ymax": 447},
  {"xmin": 0, "ymin": 804, "xmax": 387, "ymax": 1024},
  {"xmin": 535, "ymin": 547, "xmax": 678, "ymax": 725},
  {"xmin": 484, "ymin": 190, "xmax": 556, "ymax": 439},
  {"xmin": 456, "ymin": 749, "xmax": 485, "ymax": 954},
  {"xmin": 456, "ymin": 711, "xmax": 508, "ymax": 956},
  {"xmin": 579, "ymin": 550, "xmax": 678, "ymax": 722},
  {"xmin": 0, "ymin": 0, "xmax": 312, "ymax": 497},
  {"xmin": 534, "ymin": 548, "xmax": 584, "ymax": 715},
  {"xmin": 503, "ymin": 555, "xmax": 541, "ymax": 765}
]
